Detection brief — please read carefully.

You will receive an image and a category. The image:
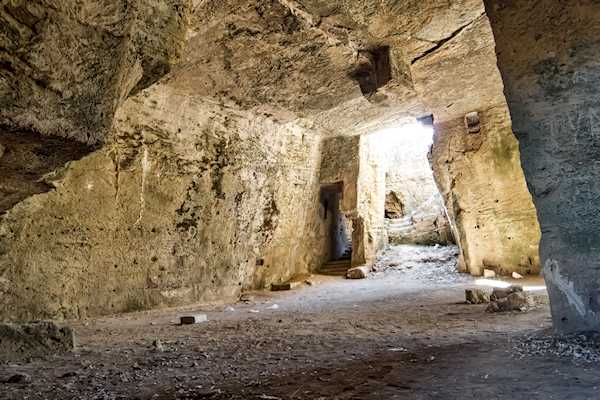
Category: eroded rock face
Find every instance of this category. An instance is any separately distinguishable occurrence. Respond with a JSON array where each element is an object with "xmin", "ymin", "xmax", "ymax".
[
  {"xmin": 485, "ymin": 0, "xmax": 600, "ymax": 332},
  {"xmin": 0, "ymin": 0, "xmax": 190, "ymax": 144},
  {"xmin": 0, "ymin": 84, "xmax": 329, "ymax": 320},
  {"xmin": 407, "ymin": 8, "xmax": 540, "ymax": 276},
  {"xmin": 429, "ymin": 106, "xmax": 541, "ymax": 276},
  {"xmin": 0, "ymin": 130, "xmax": 91, "ymax": 214}
]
